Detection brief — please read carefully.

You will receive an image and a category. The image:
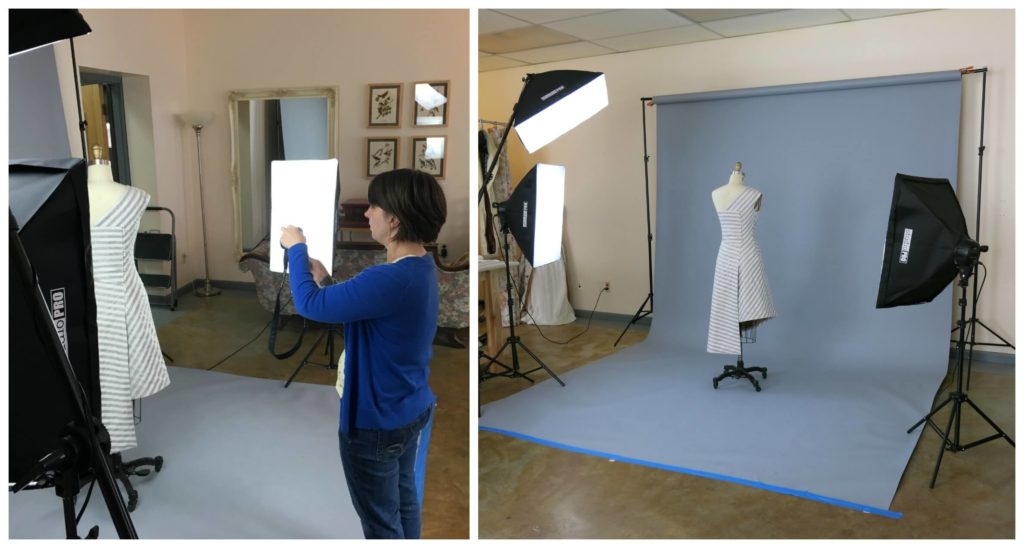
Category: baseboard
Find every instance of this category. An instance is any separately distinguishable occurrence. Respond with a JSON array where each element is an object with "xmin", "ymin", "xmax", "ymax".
[
  {"xmin": 572, "ymin": 309, "xmax": 653, "ymax": 327},
  {"xmin": 949, "ymin": 346, "xmax": 1015, "ymax": 366},
  {"xmin": 175, "ymin": 279, "xmax": 257, "ymax": 297}
]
